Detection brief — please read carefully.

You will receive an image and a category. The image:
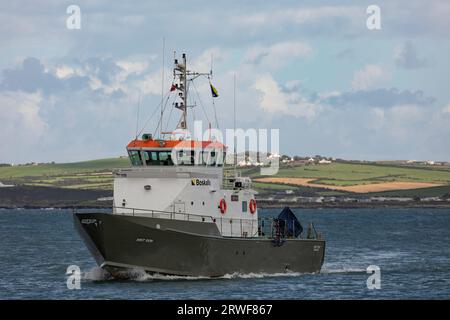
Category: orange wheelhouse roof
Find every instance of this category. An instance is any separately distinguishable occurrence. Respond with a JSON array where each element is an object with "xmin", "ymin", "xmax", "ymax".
[{"xmin": 127, "ymin": 139, "xmax": 227, "ymax": 150}]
